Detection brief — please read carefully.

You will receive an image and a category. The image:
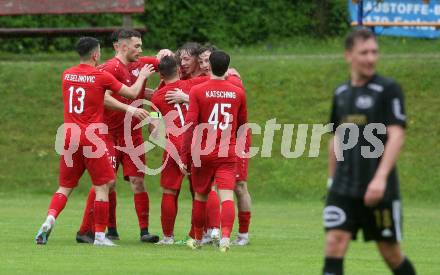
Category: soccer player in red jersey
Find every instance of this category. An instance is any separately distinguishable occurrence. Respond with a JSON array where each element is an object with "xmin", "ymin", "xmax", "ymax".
[
  {"xmin": 149, "ymin": 56, "xmax": 209, "ymax": 244},
  {"xmin": 35, "ymin": 37, "xmax": 153, "ymax": 246},
  {"xmin": 192, "ymin": 45, "xmax": 252, "ymax": 246},
  {"xmin": 180, "ymin": 50, "xmax": 248, "ymax": 252},
  {"xmin": 76, "ymin": 29, "xmax": 162, "ymax": 243}
]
